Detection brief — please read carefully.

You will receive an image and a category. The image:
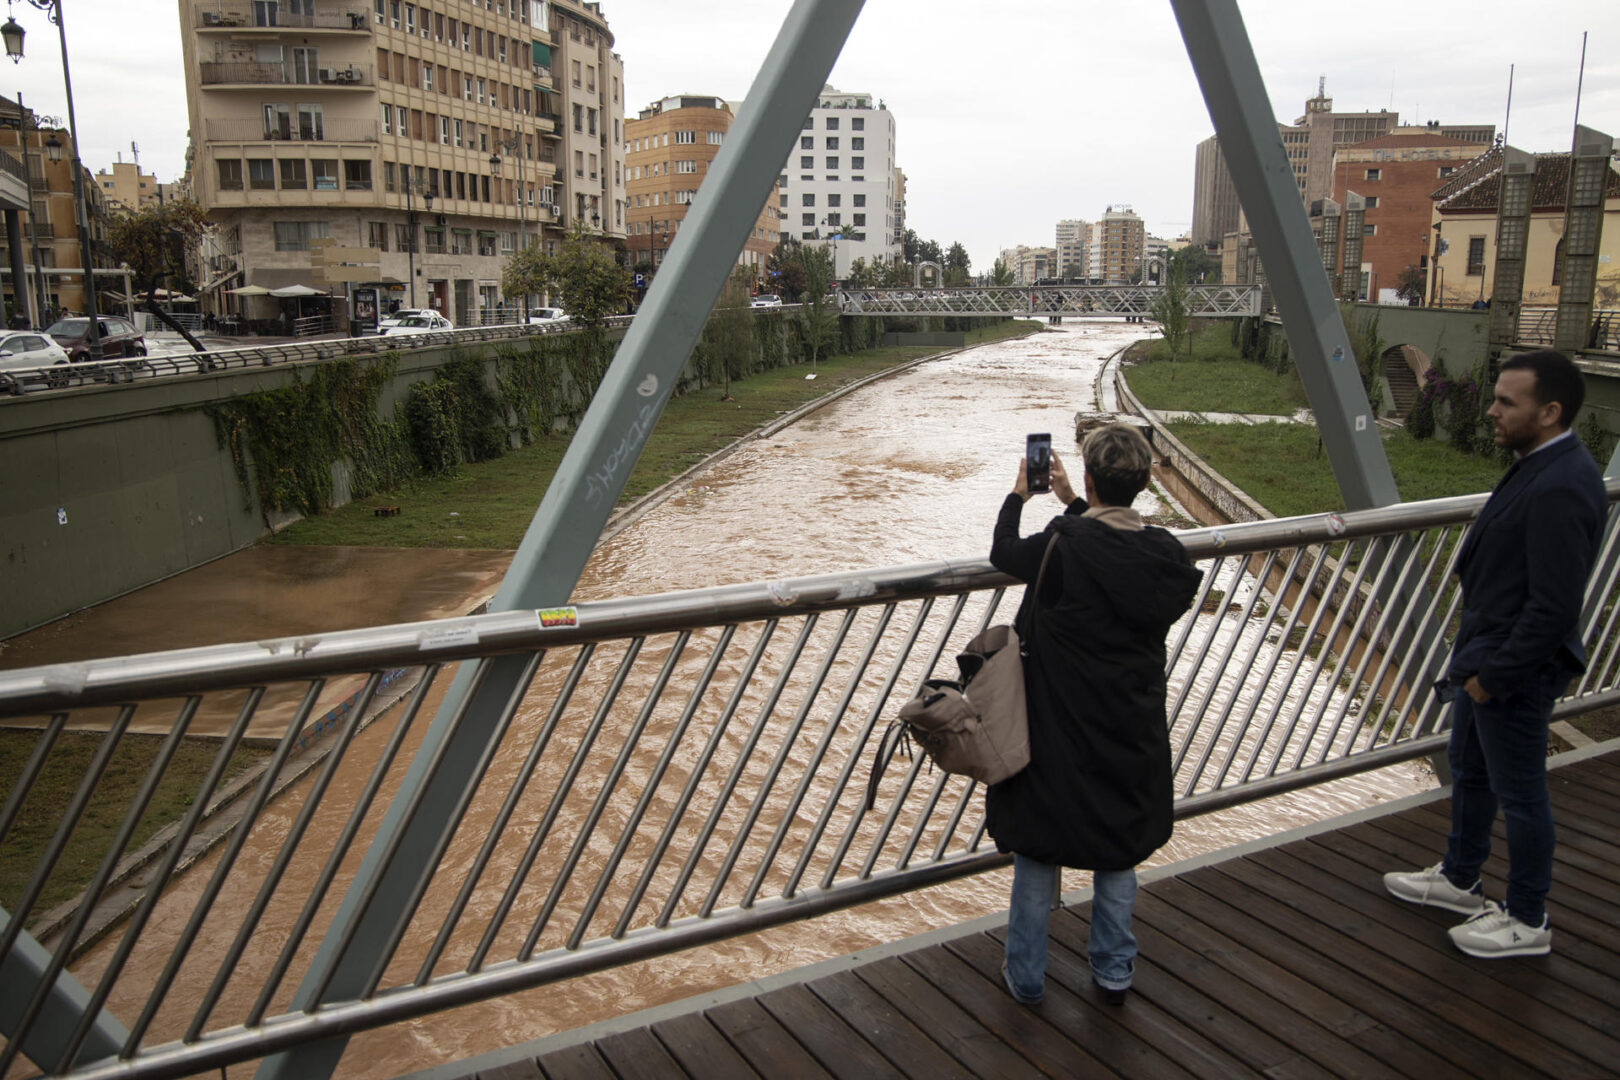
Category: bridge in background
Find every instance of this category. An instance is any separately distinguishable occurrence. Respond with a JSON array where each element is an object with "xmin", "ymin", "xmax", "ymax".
[{"xmin": 837, "ymin": 283, "xmax": 1264, "ymax": 319}]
